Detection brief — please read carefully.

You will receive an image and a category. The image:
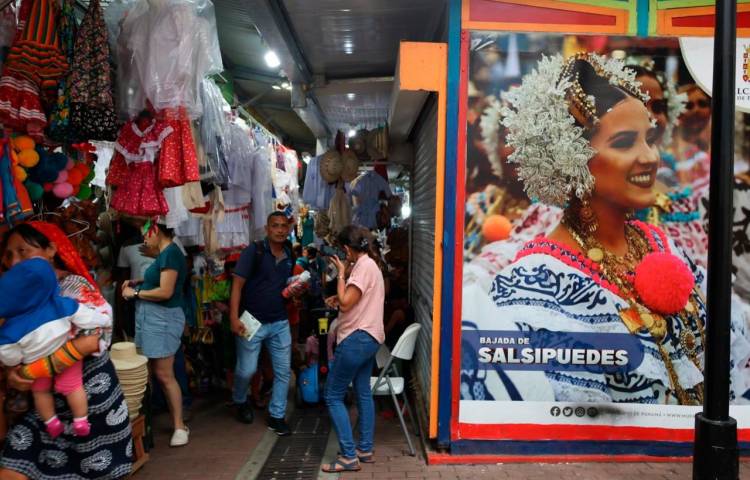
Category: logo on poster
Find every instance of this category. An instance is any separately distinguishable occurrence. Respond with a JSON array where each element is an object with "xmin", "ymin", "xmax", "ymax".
[{"xmin": 739, "ymin": 44, "xmax": 750, "ymax": 103}]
